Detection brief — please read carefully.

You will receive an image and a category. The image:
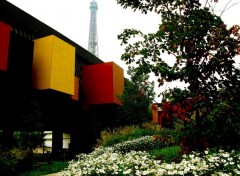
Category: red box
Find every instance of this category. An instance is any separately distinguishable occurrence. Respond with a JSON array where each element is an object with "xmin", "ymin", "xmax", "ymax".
[
  {"xmin": 82, "ymin": 62, "xmax": 124, "ymax": 105},
  {"xmin": 0, "ymin": 21, "xmax": 11, "ymax": 71}
]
